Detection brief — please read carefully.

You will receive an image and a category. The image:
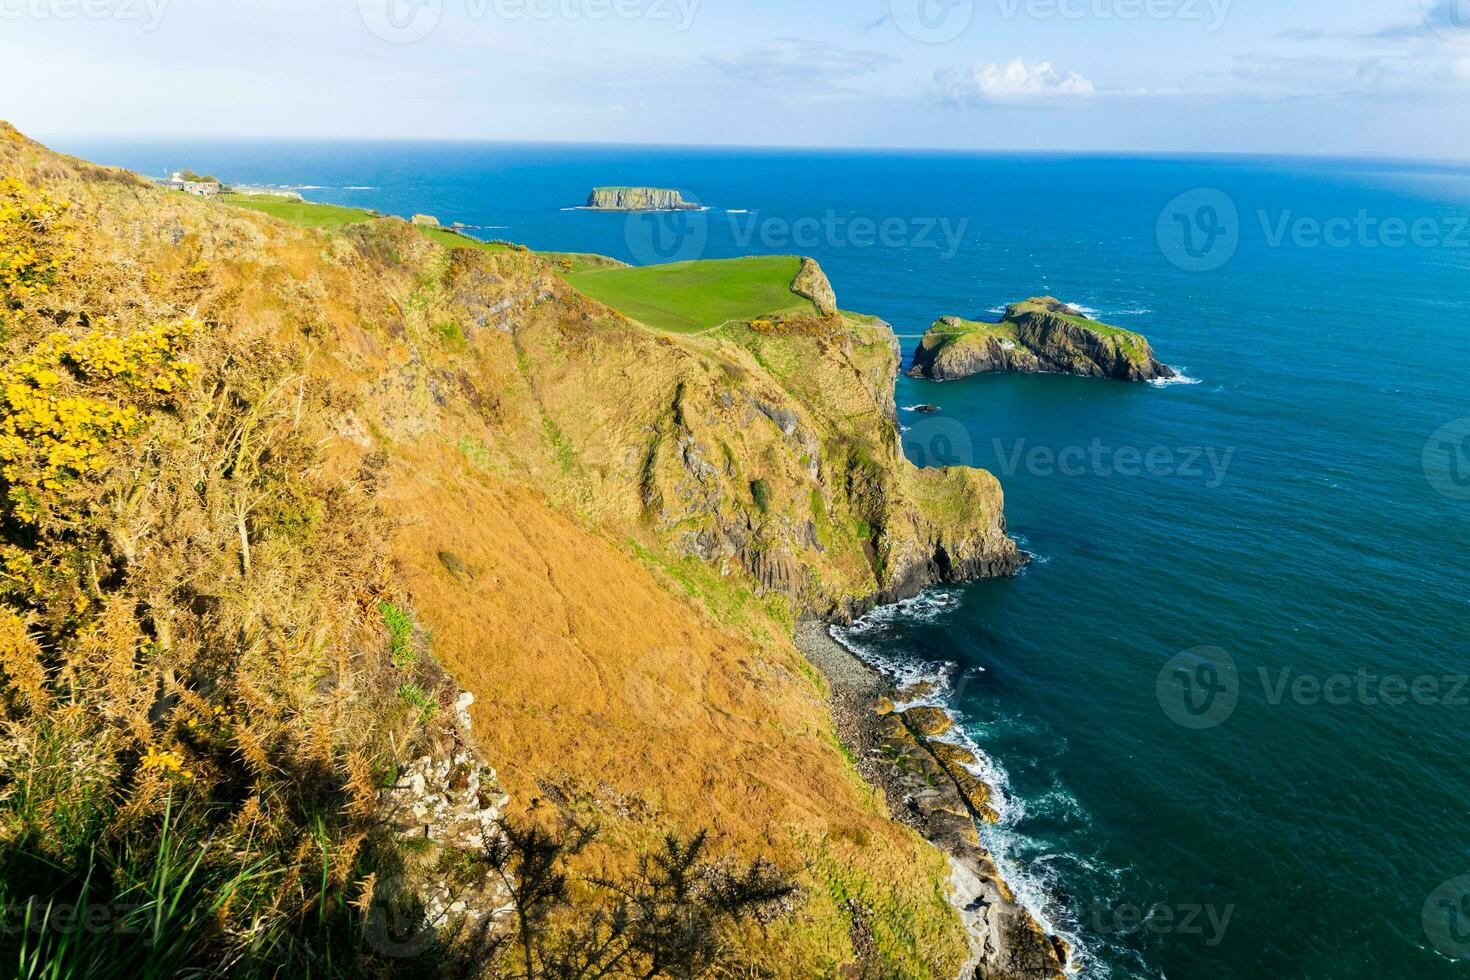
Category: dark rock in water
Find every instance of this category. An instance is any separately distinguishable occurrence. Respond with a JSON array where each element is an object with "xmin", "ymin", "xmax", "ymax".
[
  {"xmin": 910, "ymin": 404, "xmax": 940, "ymax": 414},
  {"xmin": 908, "ymin": 296, "xmax": 1175, "ymax": 383}
]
